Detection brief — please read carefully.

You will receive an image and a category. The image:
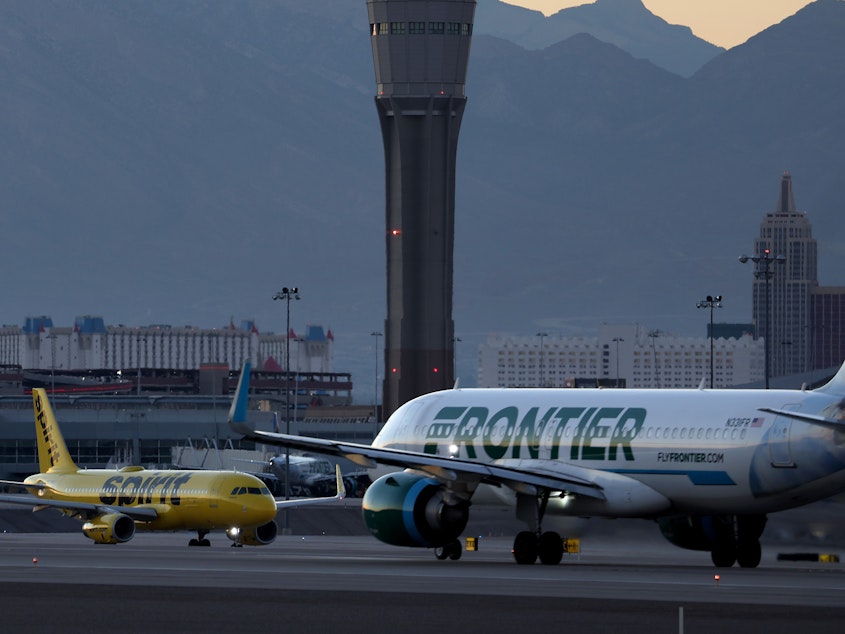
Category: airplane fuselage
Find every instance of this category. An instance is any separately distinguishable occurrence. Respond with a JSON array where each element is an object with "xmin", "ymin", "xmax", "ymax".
[
  {"xmin": 373, "ymin": 386, "xmax": 845, "ymax": 517},
  {"xmin": 25, "ymin": 468, "xmax": 277, "ymax": 531}
]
